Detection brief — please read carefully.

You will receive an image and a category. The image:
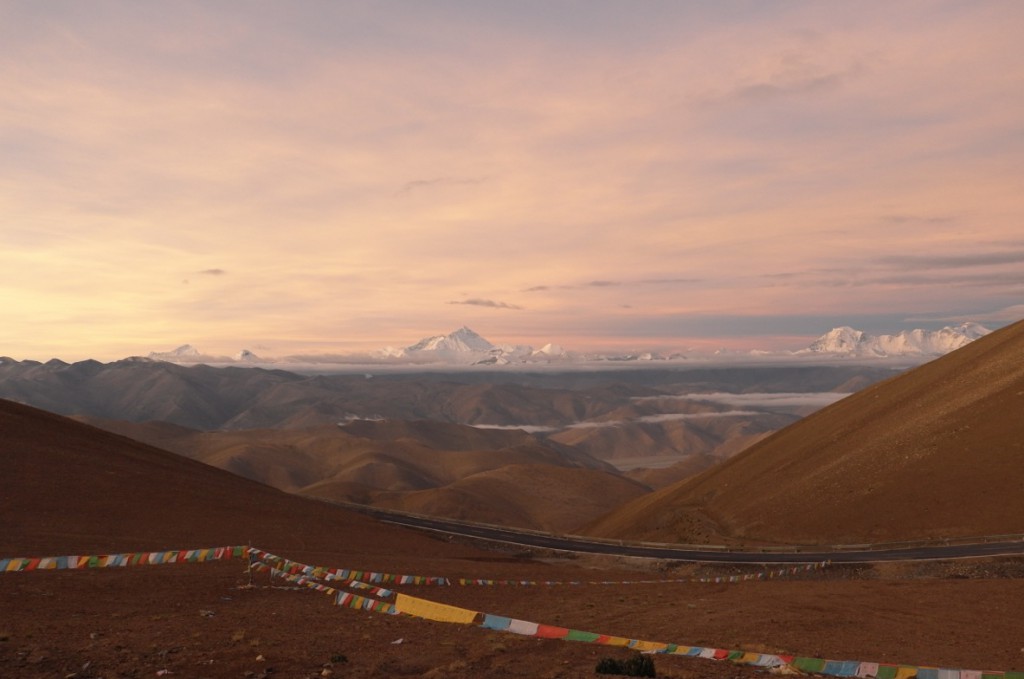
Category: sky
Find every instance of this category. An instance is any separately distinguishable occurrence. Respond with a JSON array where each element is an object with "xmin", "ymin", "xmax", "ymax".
[{"xmin": 2, "ymin": 1, "xmax": 1022, "ymax": 361}]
